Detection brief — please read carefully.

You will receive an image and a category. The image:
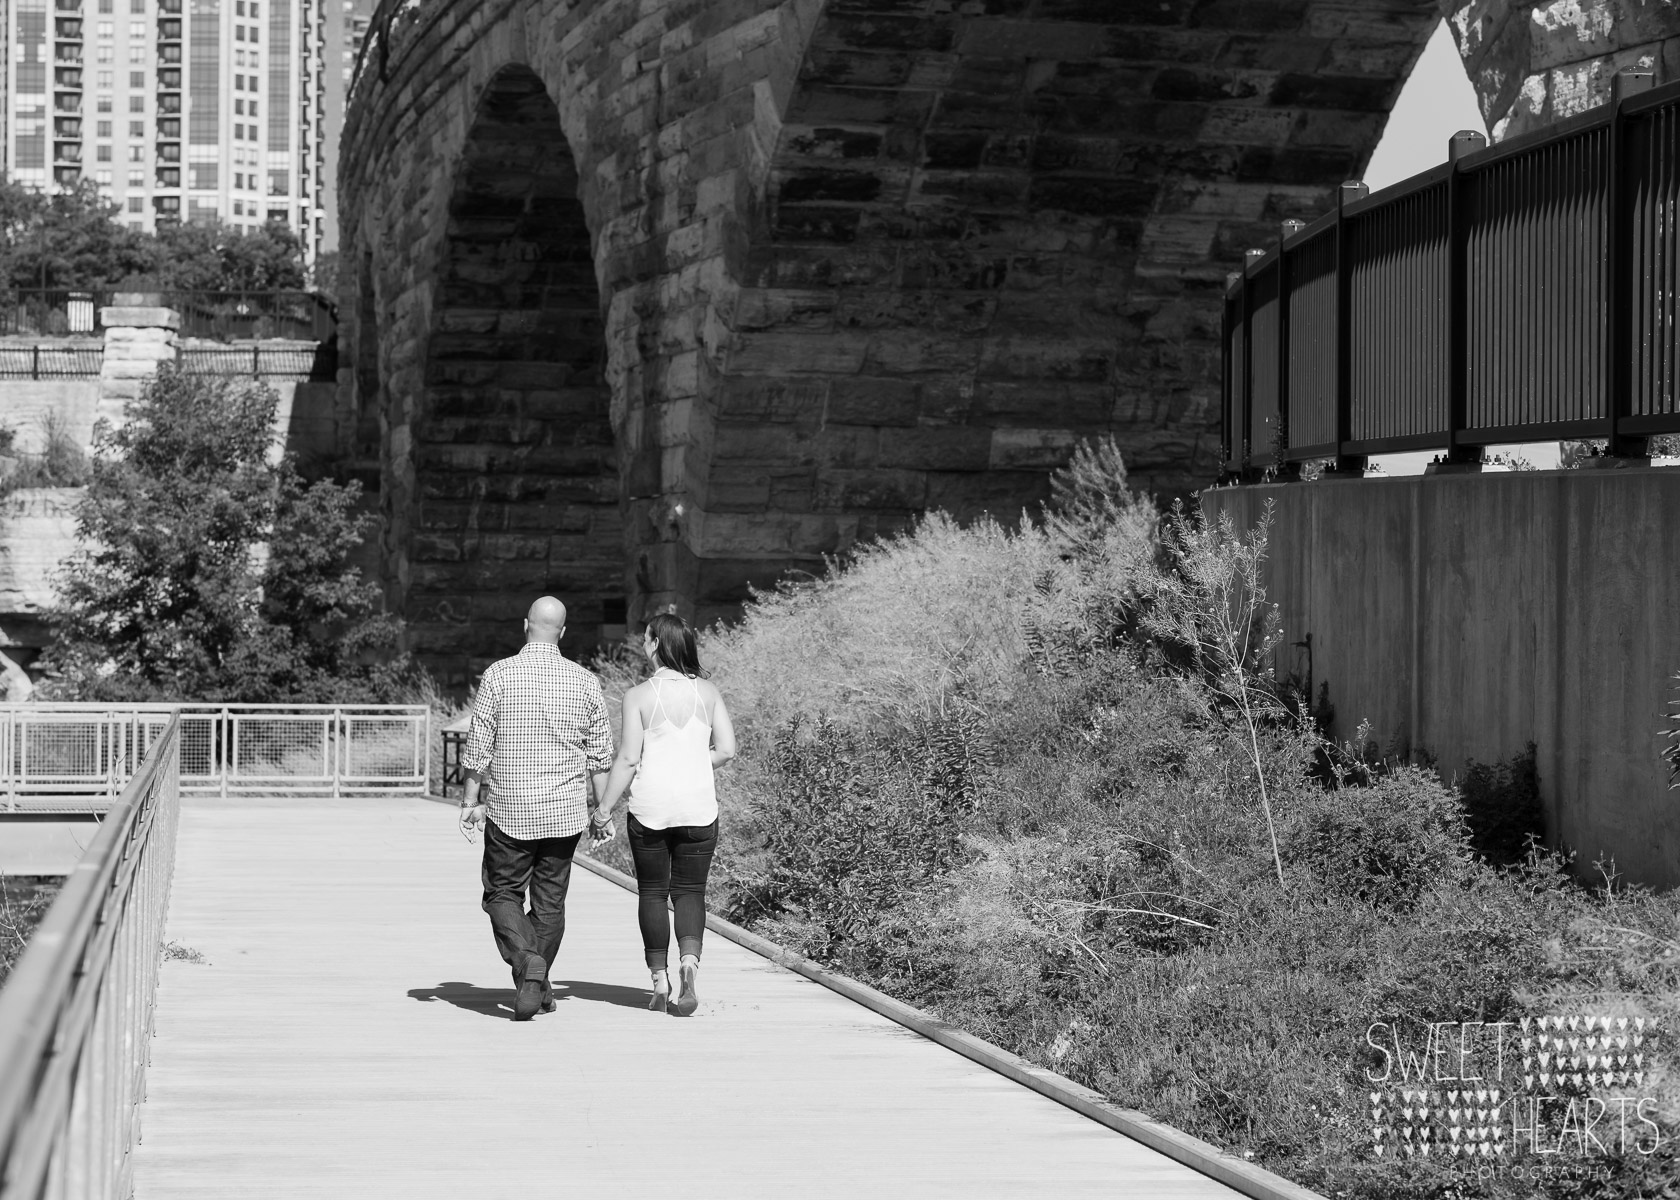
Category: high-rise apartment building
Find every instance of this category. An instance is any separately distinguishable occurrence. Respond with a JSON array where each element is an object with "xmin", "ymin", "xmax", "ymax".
[{"xmin": 4, "ymin": 0, "xmax": 345, "ymax": 260}]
